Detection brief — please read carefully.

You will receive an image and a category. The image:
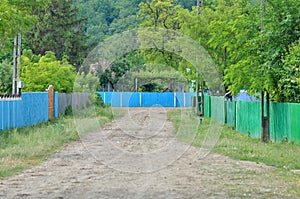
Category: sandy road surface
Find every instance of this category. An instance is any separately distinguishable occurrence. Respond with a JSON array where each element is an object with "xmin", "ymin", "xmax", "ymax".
[{"xmin": 0, "ymin": 108, "xmax": 297, "ymax": 198}]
